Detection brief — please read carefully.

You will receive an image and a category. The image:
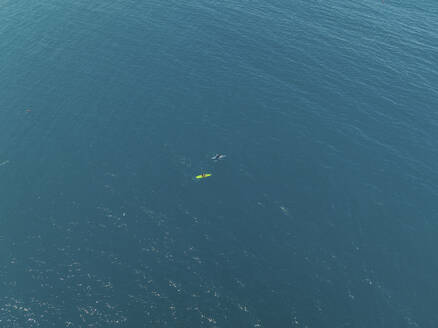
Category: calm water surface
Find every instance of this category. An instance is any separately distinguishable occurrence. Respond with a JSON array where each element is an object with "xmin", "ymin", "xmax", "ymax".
[{"xmin": 0, "ymin": 0, "xmax": 437, "ymax": 326}]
